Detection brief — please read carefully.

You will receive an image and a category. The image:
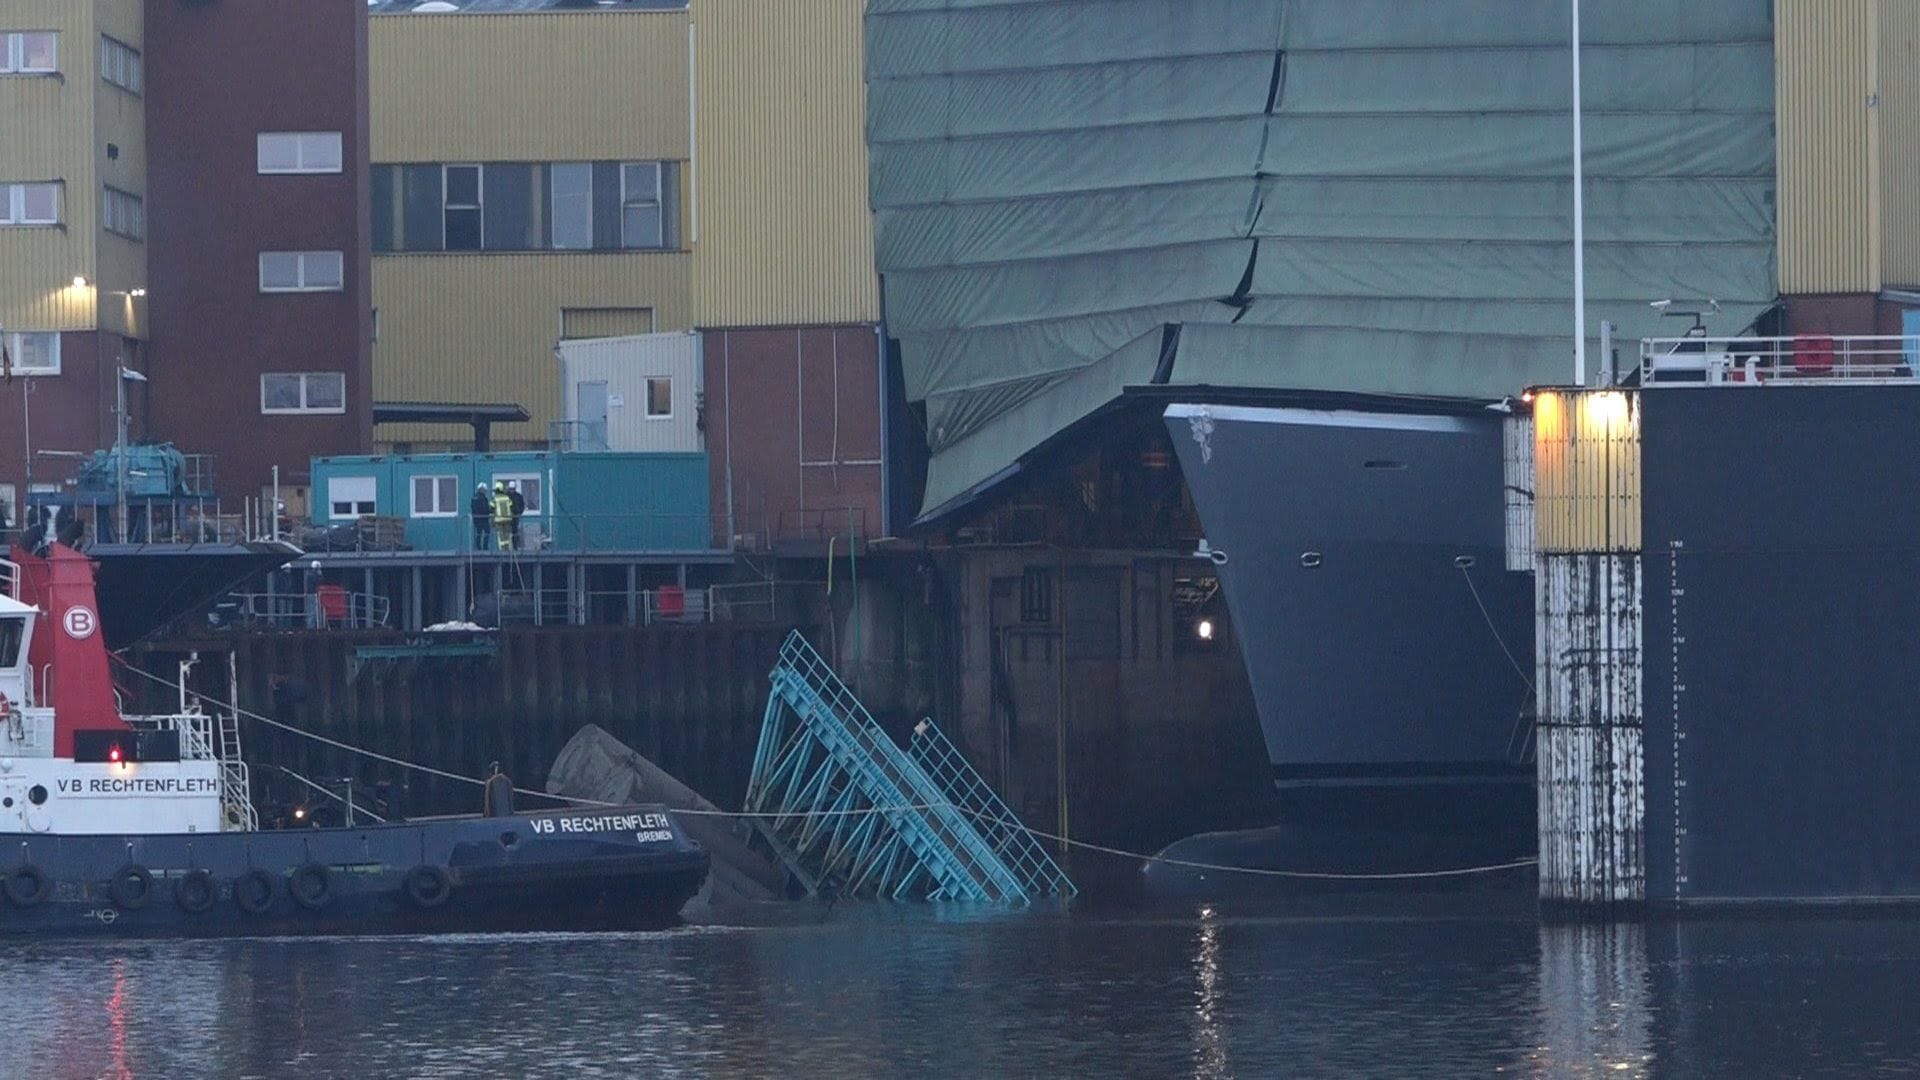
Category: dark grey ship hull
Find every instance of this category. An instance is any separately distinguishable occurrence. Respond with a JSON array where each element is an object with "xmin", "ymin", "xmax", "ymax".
[
  {"xmin": 1163, "ymin": 402, "xmax": 1535, "ymax": 867},
  {"xmin": 0, "ymin": 807, "xmax": 709, "ymax": 937}
]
